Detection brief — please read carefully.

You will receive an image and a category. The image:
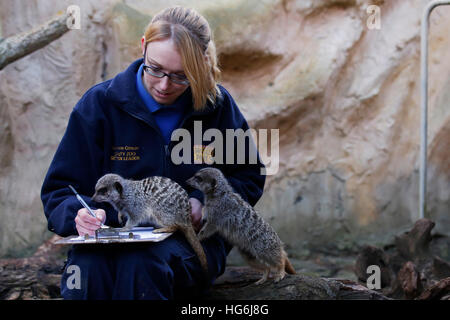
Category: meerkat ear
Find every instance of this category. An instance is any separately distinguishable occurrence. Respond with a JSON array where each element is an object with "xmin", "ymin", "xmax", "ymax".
[
  {"xmin": 113, "ymin": 181, "xmax": 123, "ymax": 195},
  {"xmin": 210, "ymin": 178, "xmax": 217, "ymax": 191}
]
